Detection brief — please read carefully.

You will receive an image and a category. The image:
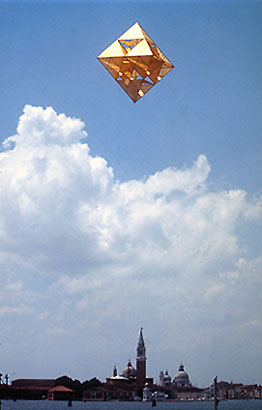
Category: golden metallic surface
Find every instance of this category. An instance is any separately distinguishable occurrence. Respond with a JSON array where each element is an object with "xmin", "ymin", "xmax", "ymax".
[{"xmin": 97, "ymin": 22, "xmax": 174, "ymax": 103}]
